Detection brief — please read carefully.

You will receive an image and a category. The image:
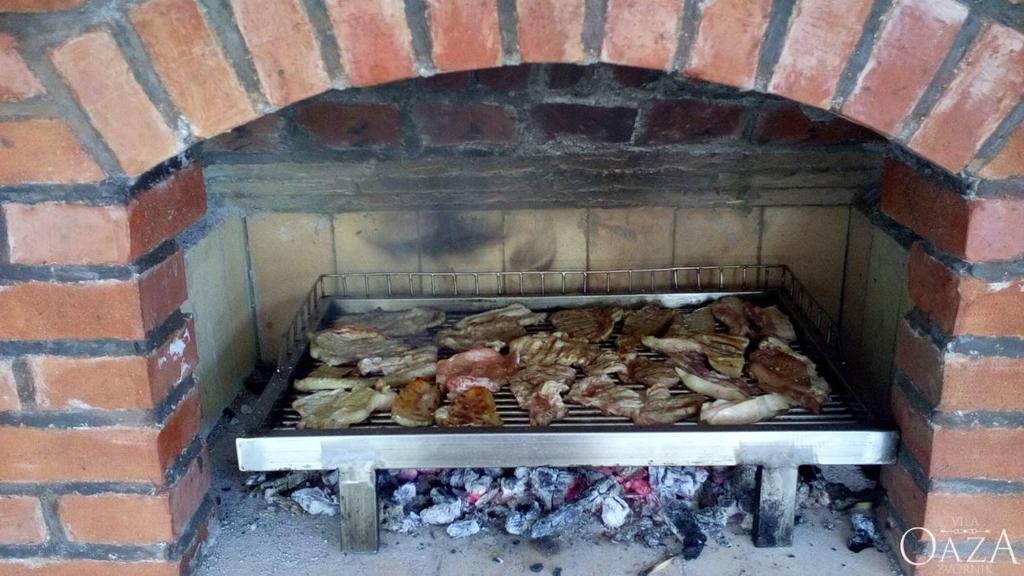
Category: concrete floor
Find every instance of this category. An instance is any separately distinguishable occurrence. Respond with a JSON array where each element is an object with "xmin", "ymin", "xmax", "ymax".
[{"xmin": 194, "ymin": 416, "xmax": 902, "ymax": 576}]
